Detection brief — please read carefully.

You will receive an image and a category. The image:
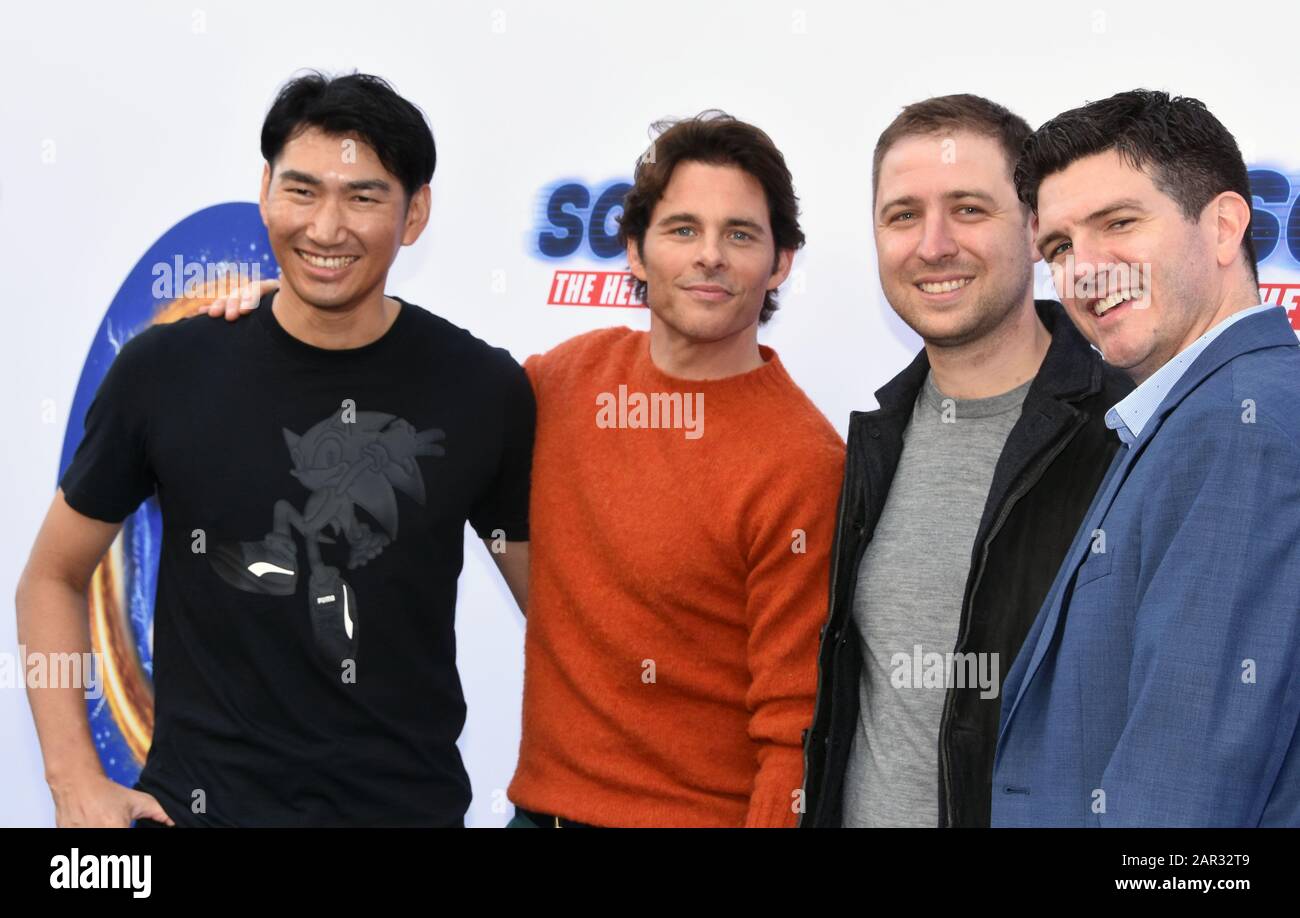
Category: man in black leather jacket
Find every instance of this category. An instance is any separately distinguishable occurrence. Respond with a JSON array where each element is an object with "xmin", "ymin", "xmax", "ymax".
[{"xmin": 801, "ymin": 95, "xmax": 1133, "ymax": 827}]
